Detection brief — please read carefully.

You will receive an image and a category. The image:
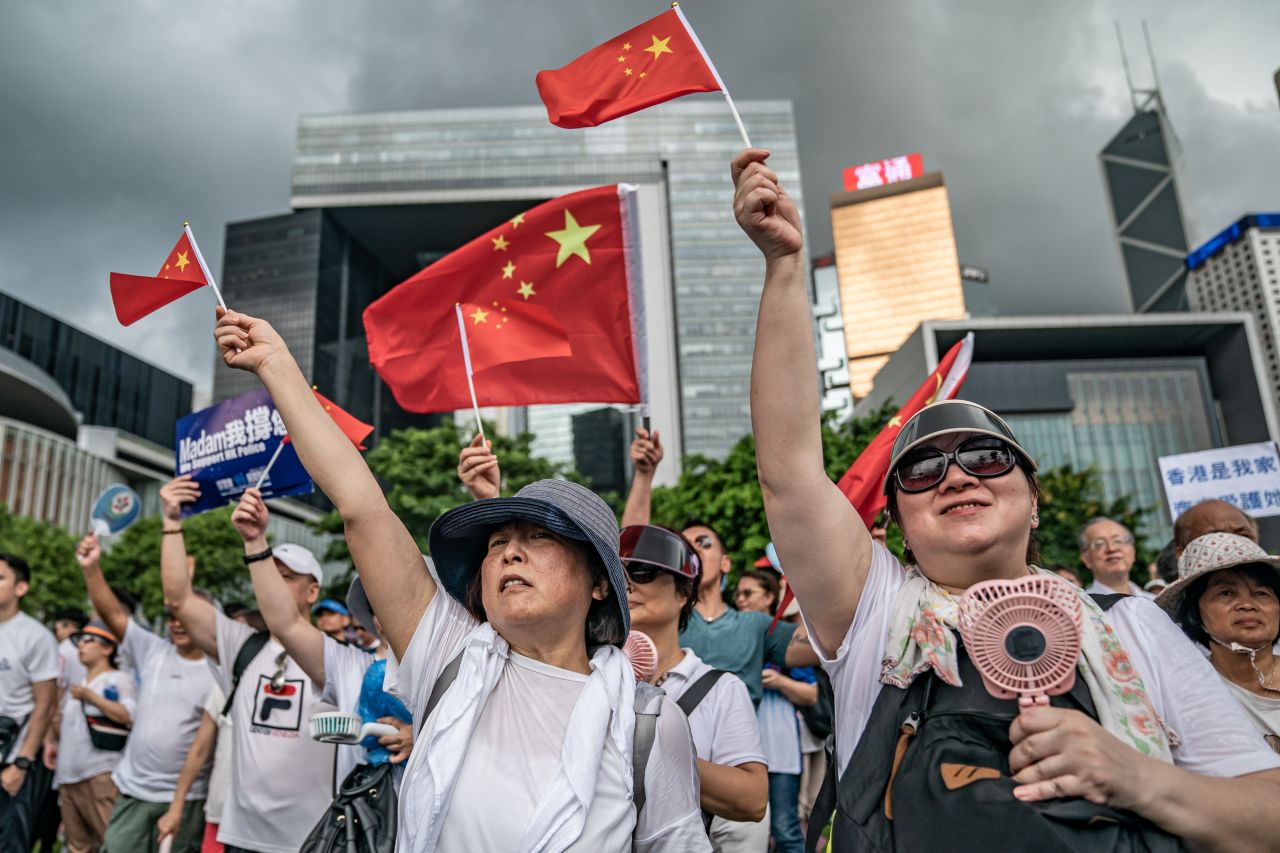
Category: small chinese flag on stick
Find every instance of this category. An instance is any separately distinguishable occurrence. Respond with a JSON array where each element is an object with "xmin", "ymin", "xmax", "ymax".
[
  {"xmin": 283, "ymin": 389, "xmax": 374, "ymax": 450},
  {"xmin": 535, "ymin": 6, "xmax": 750, "ymax": 146},
  {"xmin": 109, "ymin": 224, "xmax": 227, "ymax": 326}
]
